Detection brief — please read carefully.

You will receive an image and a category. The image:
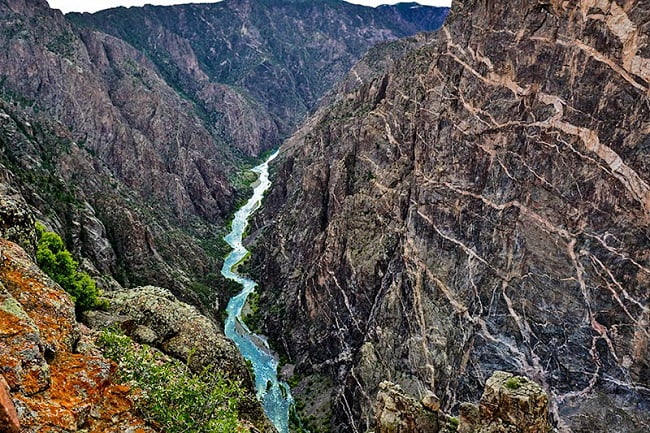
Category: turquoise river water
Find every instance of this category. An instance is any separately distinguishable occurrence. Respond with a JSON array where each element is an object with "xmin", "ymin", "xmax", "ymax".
[{"xmin": 221, "ymin": 150, "xmax": 293, "ymax": 433}]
